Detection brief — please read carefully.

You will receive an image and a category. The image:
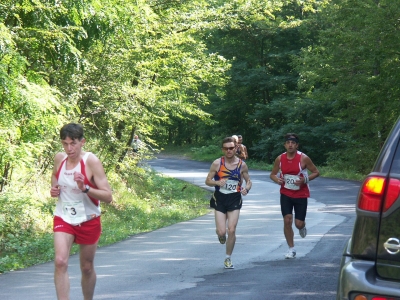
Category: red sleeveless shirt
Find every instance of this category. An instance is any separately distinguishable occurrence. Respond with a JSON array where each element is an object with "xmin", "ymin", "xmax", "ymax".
[{"xmin": 280, "ymin": 151, "xmax": 310, "ymax": 198}]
